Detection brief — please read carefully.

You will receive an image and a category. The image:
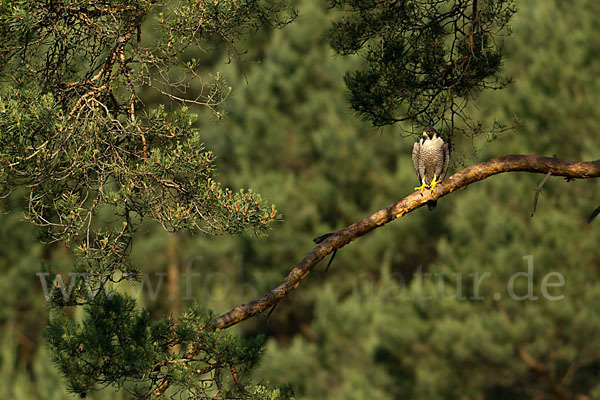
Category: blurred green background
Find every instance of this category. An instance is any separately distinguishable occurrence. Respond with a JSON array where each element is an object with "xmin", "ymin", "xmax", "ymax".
[{"xmin": 2, "ymin": 0, "xmax": 600, "ymax": 398}]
